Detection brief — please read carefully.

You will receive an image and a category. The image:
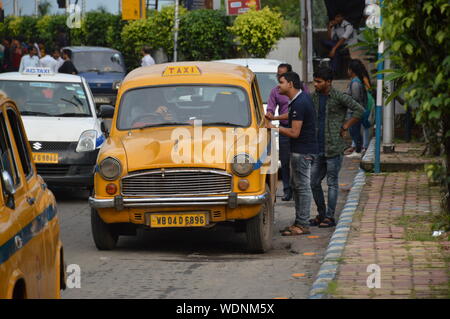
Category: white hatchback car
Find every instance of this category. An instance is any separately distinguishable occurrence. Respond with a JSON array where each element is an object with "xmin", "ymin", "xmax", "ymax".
[{"xmin": 0, "ymin": 67, "xmax": 105, "ymax": 190}]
